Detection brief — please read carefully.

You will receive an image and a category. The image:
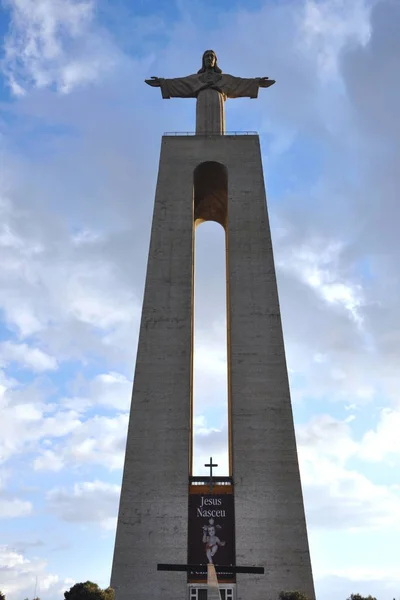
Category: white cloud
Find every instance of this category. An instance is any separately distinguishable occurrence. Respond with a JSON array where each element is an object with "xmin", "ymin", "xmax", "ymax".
[
  {"xmin": 0, "ymin": 192, "xmax": 140, "ymax": 362},
  {"xmin": 304, "ymin": 460, "xmax": 400, "ymax": 530},
  {"xmin": 72, "ymin": 227, "xmax": 104, "ymax": 246},
  {"xmin": 33, "ymin": 449, "xmax": 64, "ymax": 472},
  {"xmin": 0, "ymin": 341, "xmax": 58, "ymax": 372},
  {"xmin": 0, "ymin": 545, "xmax": 70, "ymax": 599},
  {"xmin": 192, "ymin": 415, "xmax": 229, "ymax": 476},
  {"xmin": 0, "ymin": 474, "xmax": 32, "ymax": 518},
  {"xmin": 359, "ymin": 408, "xmax": 400, "ymax": 462},
  {"xmin": 298, "ymin": 414, "xmax": 400, "ymax": 530},
  {"xmin": 66, "ymin": 262, "xmax": 136, "ymax": 329},
  {"xmin": 34, "ymin": 413, "xmax": 128, "ymax": 472},
  {"xmin": 318, "ymin": 564, "xmax": 400, "ymax": 582},
  {"xmin": 0, "ymin": 497, "xmax": 32, "ymax": 518},
  {"xmin": 277, "ymin": 237, "xmax": 364, "ymax": 324},
  {"xmin": 41, "ymin": 367, "xmax": 132, "ymax": 429},
  {"xmin": 0, "ymin": 377, "xmax": 81, "ymax": 464},
  {"xmin": 1, "ymin": 0, "xmax": 117, "ymax": 95},
  {"xmin": 63, "ymin": 413, "xmax": 128, "ymax": 470},
  {"xmin": 0, "ymin": 365, "xmax": 130, "ymax": 471},
  {"xmin": 89, "ymin": 372, "xmax": 132, "ymax": 410},
  {"xmin": 300, "ymin": 0, "xmax": 371, "ymax": 77},
  {"xmin": 47, "ymin": 480, "xmax": 120, "ymax": 529},
  {"xmin": 315, "ymin": 569, "xmax": 400, "ymax": 600},
  {"xmin": 298, "ymin": 414, "xmax": 358, "ymax": 464}
]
